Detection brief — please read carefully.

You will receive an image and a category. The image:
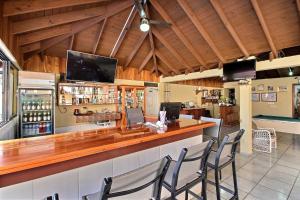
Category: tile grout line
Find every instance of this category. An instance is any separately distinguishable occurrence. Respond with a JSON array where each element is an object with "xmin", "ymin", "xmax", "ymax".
[{"xmin": 243, "ymin": 142, "xmax": 292, "ymax": 200}]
